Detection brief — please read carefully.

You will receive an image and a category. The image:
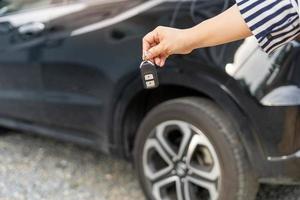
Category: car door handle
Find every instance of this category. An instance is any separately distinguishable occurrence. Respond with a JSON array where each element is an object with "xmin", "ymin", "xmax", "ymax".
[
  {"xmin": 18, "ymin": 22, "xmax": 45, "ymax": 35},
  {"xmin": 0, "ymin": 21, "xmax": 13, "ymax": 34}
]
